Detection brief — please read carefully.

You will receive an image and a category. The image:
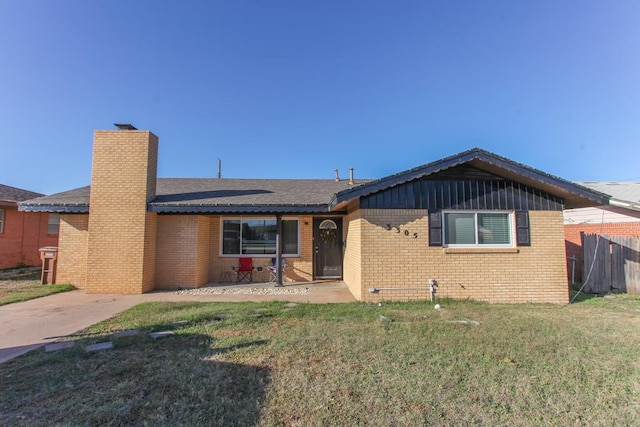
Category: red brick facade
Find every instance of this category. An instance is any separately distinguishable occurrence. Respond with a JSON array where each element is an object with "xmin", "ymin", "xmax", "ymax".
[{"xmin": 0, "ymin": 206, "xmax": 58, "ymax": 269}]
